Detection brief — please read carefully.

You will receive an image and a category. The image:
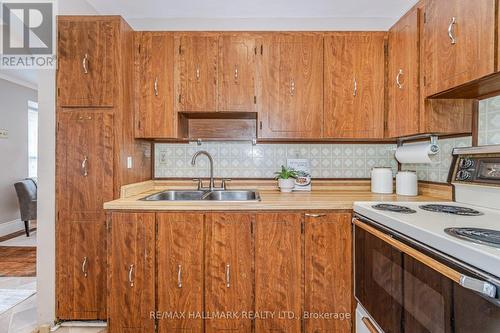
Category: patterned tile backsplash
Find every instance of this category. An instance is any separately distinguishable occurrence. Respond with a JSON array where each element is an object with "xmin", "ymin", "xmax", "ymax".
[
  {"xmin": 155, "ymin": 142, "xmax": 398, "ymax": 179},
  {"xmin": 479, "ymin": 95, "xmax": 500, "ymax": 146},
  {"xmin": 154, "ymin": 95, "xmax": 500, "ymax": 182}
]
